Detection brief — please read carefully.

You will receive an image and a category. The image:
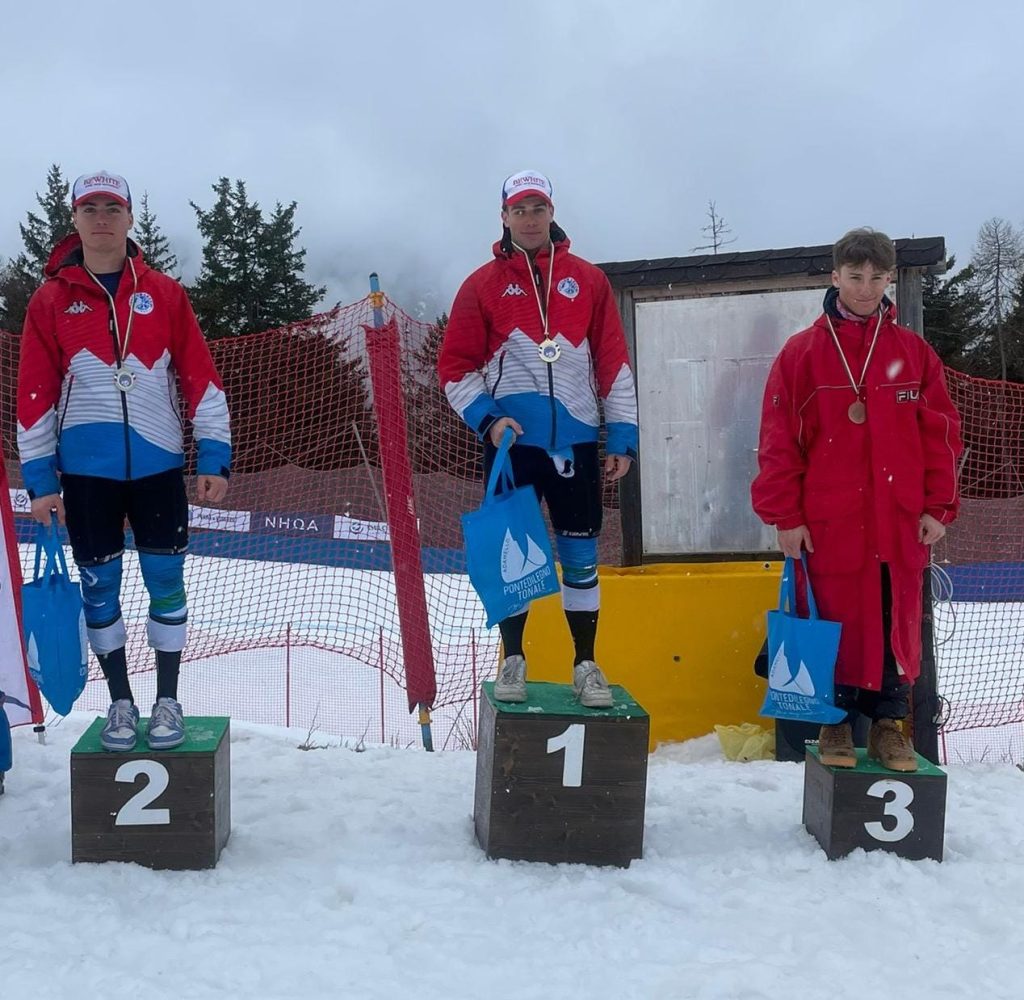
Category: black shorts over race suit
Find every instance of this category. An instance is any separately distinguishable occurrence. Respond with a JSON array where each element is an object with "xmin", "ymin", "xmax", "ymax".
[
  {"xmin": 482, "ymin": 440, "xmax": 603, "ymax": 538},
  {"xmin": 61, "ymin": 468, "xmax": 189, "ymax": 565}
]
